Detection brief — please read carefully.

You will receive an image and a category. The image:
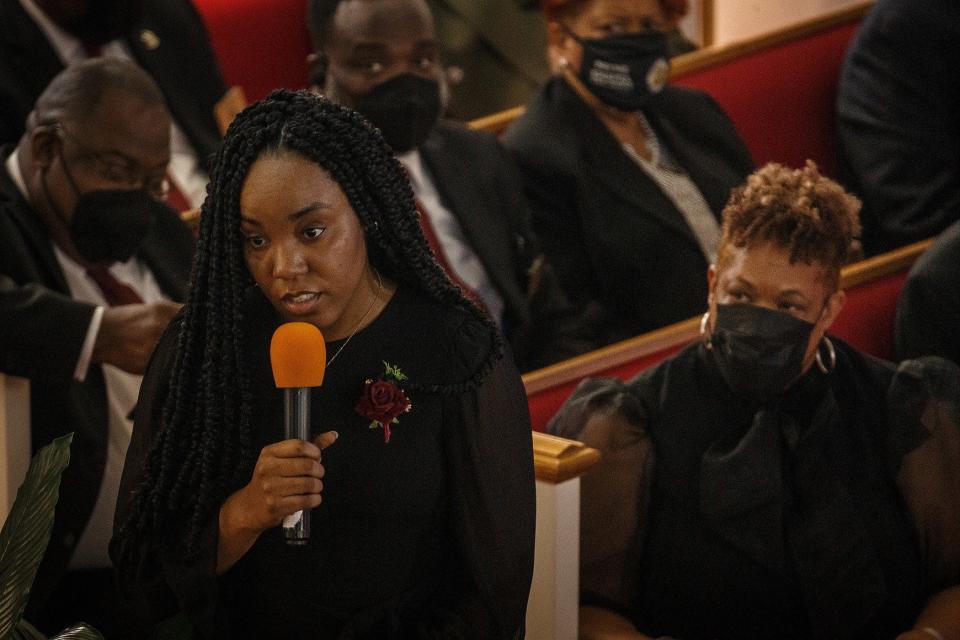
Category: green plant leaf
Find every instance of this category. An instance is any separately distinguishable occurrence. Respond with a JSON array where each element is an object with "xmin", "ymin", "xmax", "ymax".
[
  {"xmin": 0, "ymin": 433, "xmax": 74, "ymax": 639},
  {"xmin": 48, "ymin": 623, "xmax": 104, "ymax": 639}
]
